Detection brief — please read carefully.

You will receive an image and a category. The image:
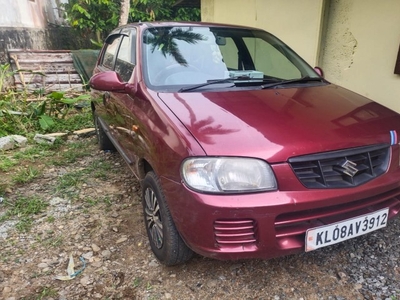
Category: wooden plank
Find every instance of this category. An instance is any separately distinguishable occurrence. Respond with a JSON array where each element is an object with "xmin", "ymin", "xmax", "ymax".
[
  {"xmin": 11, "ymin": 62, "xmax": 77, "ymax": 73},
  {"xmin": 14, "ymin": 74, "xmax": 82, "ymax": 85},
  {"xmin": 15, "ymin": 83, "xmax": 84, "ymax": 92},
  {"xmin": 10, "ymin": 56, "xmax": 74, "ymax": 64},
  {"xmin": 8, "ymin": 49, "xmax": 83, "ymax": 91},
  {"xmin": 8, "ymin": 49, "xmax": 72, "ymax": 53}
]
